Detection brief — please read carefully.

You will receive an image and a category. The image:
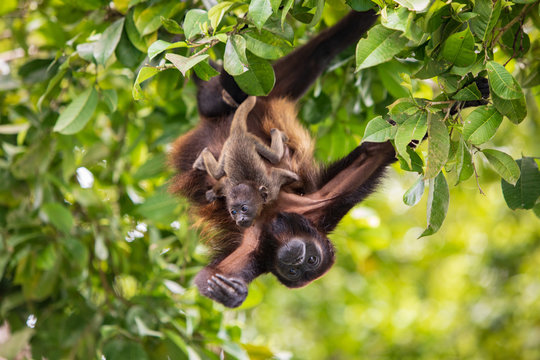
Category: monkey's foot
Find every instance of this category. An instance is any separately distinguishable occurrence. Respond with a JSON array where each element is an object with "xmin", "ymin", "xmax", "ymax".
[
  {"xmin": 271, "ymin": 128, "xmax": 288, "ymax": 143},
  {"xmin": 205, "ymin": 189, "xmax": 217, "ymax": 202},
  {"xmin": 193, "ymin": 148, "xmax": 210, "ymax": 171},
  {"xmin": 205, "ymin": 274, "xmax": 248, "ymax": 308}
]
